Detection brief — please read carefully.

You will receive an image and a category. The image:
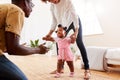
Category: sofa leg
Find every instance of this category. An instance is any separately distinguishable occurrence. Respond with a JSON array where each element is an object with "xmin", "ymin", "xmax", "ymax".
[{"xmin": 103, "ymin": 57, "xmax": 109, "ymax": 71}]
